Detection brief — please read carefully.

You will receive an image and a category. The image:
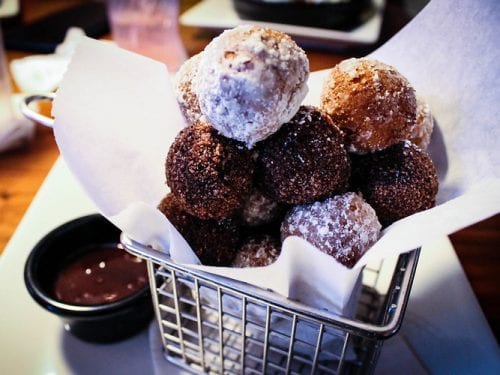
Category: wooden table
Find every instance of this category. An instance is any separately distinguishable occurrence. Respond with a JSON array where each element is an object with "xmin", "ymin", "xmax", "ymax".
[{"xmin": 1, "ymin": 0, "xmax": 498, "ymax": 341}]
